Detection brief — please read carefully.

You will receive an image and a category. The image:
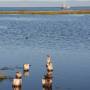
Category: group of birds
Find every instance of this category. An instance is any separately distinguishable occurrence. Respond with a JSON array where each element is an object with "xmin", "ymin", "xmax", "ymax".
[
  {"xmin": 12, "ymin": 64, "xmax": 30, "ymax": 90},
  {"xmin": 12, "ymin": 55, "xmax": 53, "ymax": 90},
  {"xmin": 42, "ymin": 55, "xmax": 53, "ymax": 90}
]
